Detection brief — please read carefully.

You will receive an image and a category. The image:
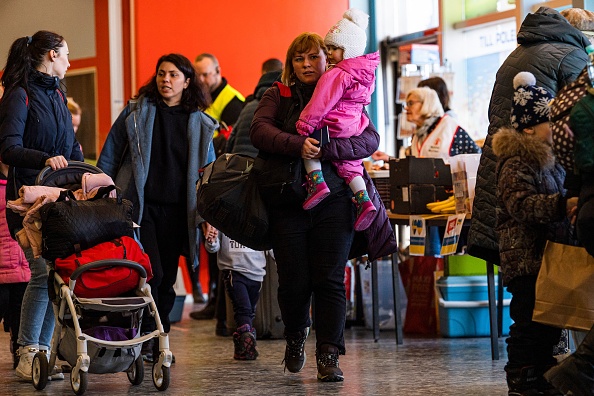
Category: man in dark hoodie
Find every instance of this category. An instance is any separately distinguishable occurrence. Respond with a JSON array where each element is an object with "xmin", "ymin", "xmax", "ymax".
[
  {"xmin": 226, "ymin": 62, "xmax": 283, "ymax": 156},
  {"xmin": 467, "ymin": 7, "xmax": 590, "ymax": 266}
]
